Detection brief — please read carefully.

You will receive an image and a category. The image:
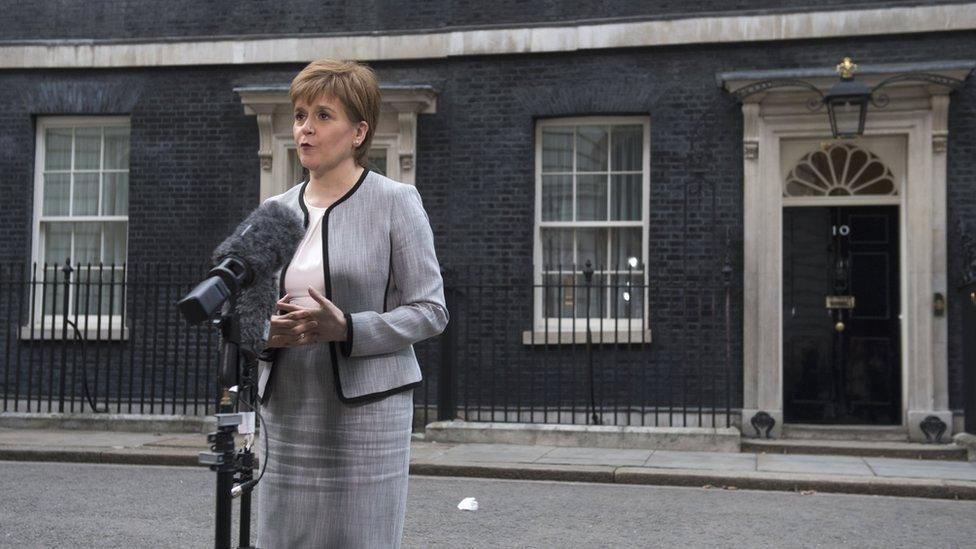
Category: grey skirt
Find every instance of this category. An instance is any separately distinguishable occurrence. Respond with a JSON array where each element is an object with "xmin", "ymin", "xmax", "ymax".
[{"xmin": 256, "ymin": 342, "xmax": 414, "ymax": 549}]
